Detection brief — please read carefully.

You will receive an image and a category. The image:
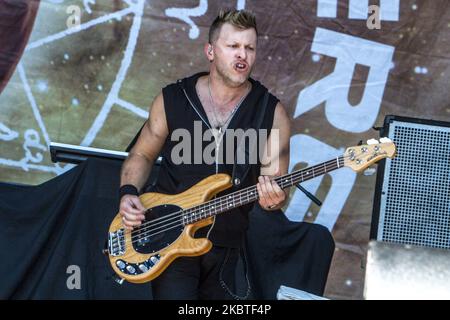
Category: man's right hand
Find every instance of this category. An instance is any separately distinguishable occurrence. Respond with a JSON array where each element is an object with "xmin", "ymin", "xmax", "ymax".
[{"xmin": 119, "ymin": 195, "xmax": 146, "ymax": 230}]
